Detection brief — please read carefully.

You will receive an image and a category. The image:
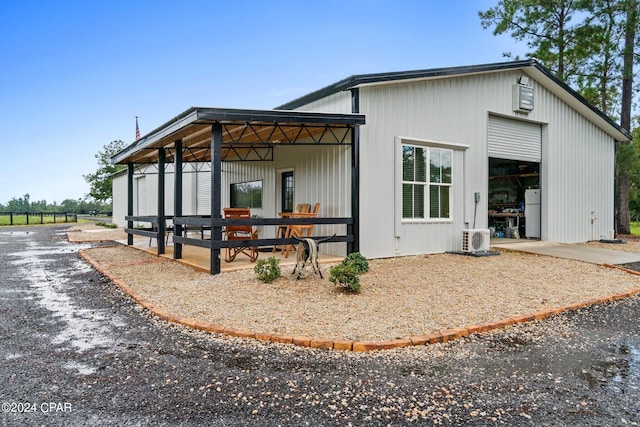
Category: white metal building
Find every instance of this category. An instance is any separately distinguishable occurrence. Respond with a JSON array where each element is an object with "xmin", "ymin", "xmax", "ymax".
[{"xmin": 112, "ymin": 59, "xmax": 631, "ymax": 267}]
